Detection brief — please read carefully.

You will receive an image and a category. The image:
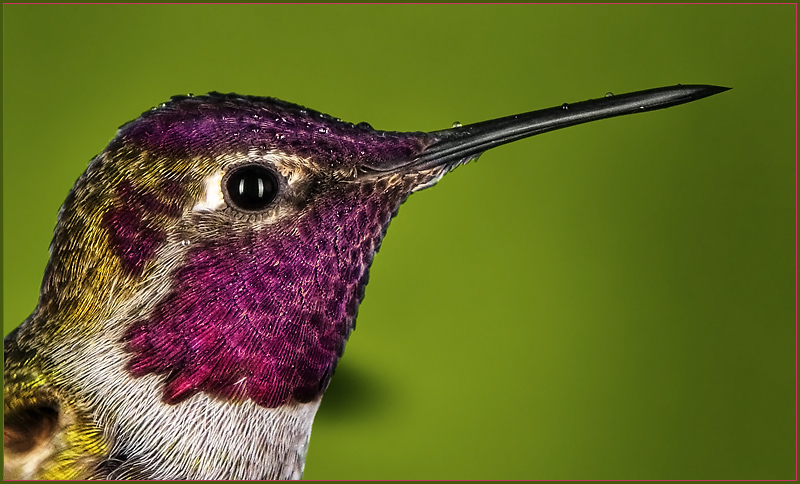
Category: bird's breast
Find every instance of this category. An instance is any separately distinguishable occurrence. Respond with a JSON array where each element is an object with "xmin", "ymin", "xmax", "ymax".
[{"xmin": 53, "ymin": 335, "xmax": 322, "ymax": 480}]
